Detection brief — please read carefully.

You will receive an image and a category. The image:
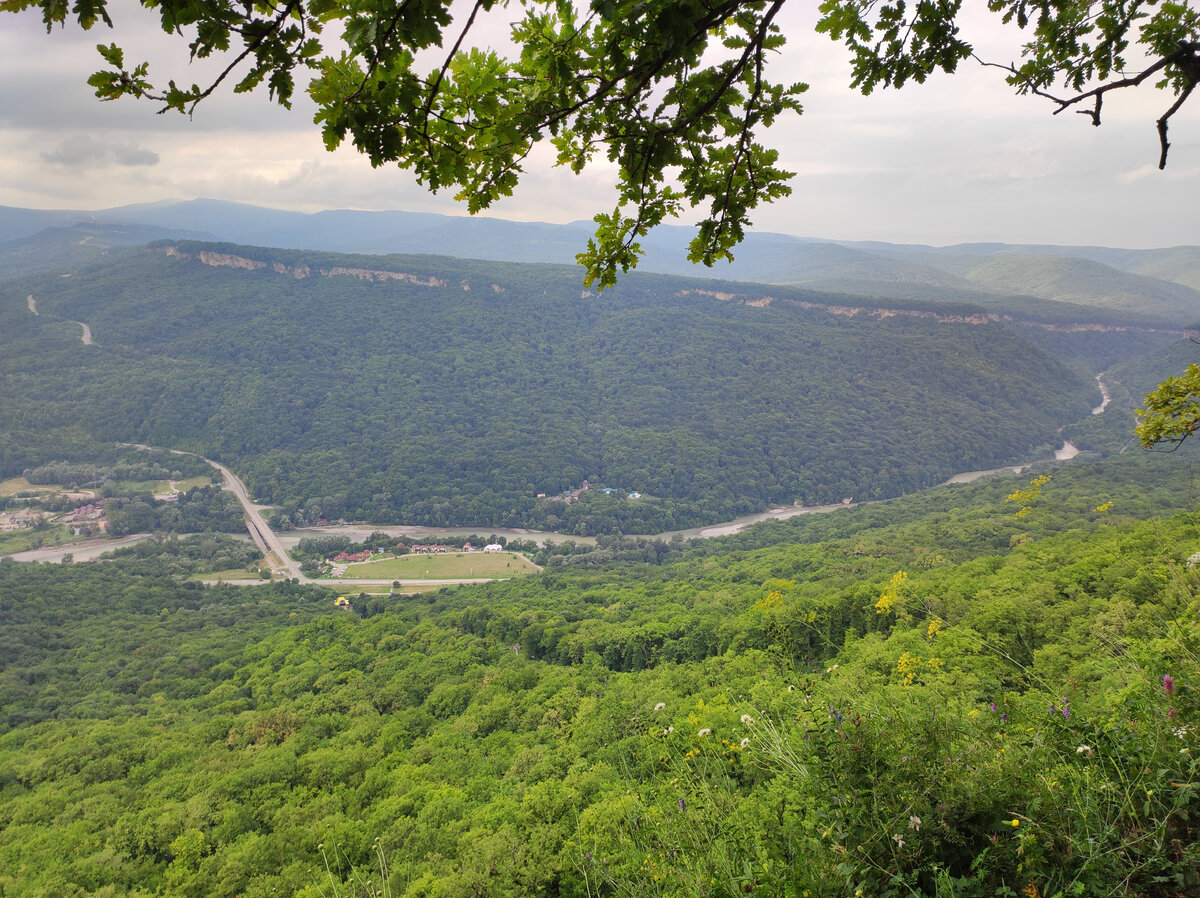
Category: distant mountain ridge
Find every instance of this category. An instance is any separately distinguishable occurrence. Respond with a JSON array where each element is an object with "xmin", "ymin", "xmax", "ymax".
[{"xmin": 3, "ymin": 198, "xmax": 1199, "ymax": 324}]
